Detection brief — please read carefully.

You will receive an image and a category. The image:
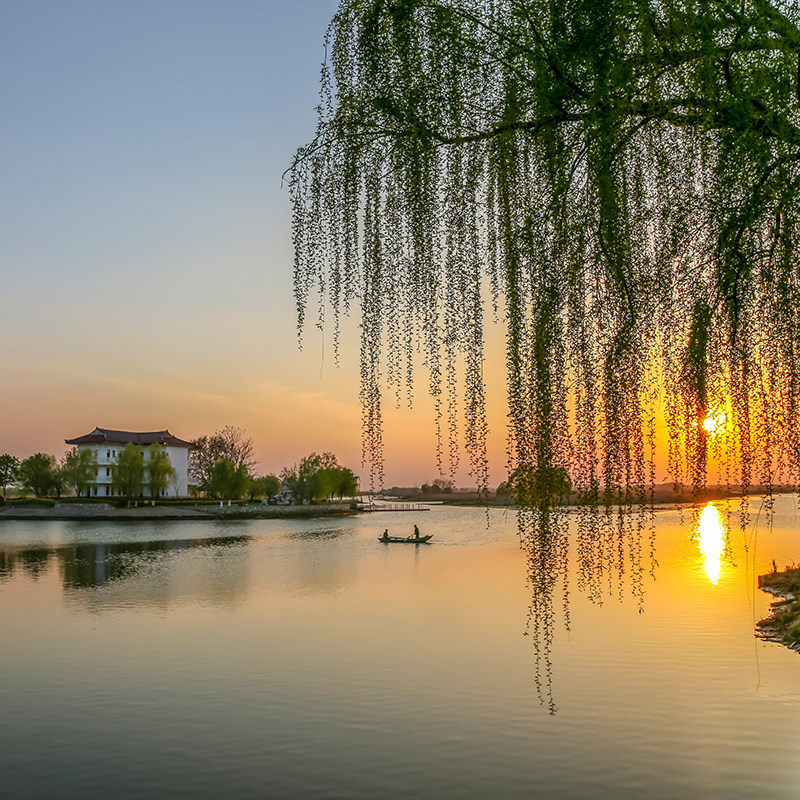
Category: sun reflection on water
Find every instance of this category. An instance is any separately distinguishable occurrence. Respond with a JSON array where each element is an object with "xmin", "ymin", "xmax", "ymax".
[{"xmin": 696, "ymin": 504, "xmax": 726, "ymax": 584}]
